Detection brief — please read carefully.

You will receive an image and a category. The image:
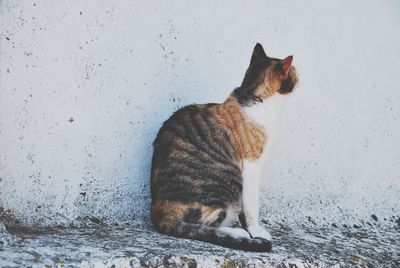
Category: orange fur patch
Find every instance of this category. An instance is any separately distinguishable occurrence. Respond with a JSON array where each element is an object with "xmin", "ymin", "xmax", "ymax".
[
  {"xmin": 211, "ymin": 97, "xmax": 266, "ymax": 163},
  {"xmin": 152, "ymin": 200, "xmax": 224, "ymax": 224}
]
